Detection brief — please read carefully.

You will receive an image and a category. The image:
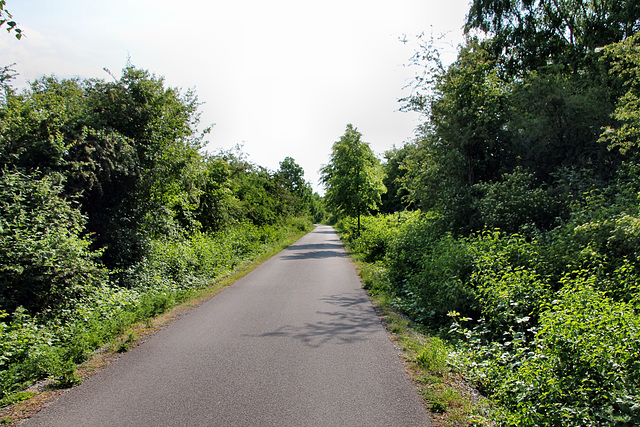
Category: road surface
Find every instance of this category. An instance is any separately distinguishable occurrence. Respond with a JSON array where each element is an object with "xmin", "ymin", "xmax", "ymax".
[{"xmin": 25, "ymin": 225, "xmax": 431, "ymax": 426}]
